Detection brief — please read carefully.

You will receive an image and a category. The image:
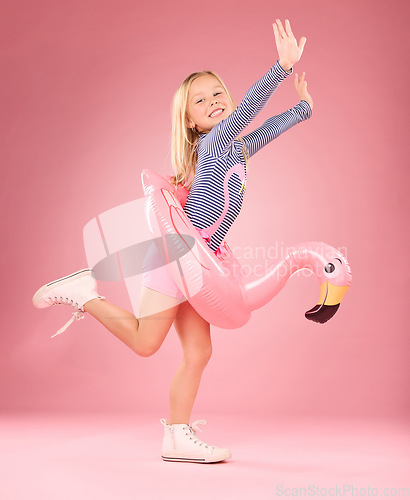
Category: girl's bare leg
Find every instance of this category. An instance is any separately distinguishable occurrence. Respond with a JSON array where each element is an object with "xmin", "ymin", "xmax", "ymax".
[
  {"xmin": 168, "ymin": 300, "xmax": 212, "ymax": 424},
  {"xmin": 84, "ymin": 285, "xmax": 183, "ymax": 357}
]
